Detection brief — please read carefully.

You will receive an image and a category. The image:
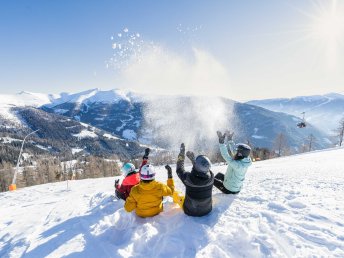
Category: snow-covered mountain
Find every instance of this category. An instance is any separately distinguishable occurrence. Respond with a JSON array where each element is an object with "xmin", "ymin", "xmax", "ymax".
[
  {"xmin": 0, "ymin": 105, "xmax": 144, "ymax": 164},
  {"xmin": 247, "ymin": 93, "xmax": 344, "ymax": 134},
  {"xmin": 0, "ymin": 90, "xmax": 151, "ymax": 163},
  {"xmin": 41, "ymin": 89, "xmax": 332, "ymax": 151},
  {"xmin": 0, "ymin": 91, "xmax": 58, "ymax": 124},
  {"xmin": 0, "ymin": 89, "xmax": 335, "ymax": 157},
  {"xmin": 45, "ymin": 88, "xmax": 144, "ymax": 107},
  {"xmin": 1, "ymin": 147, "xmax": 343, "ymax": 257}
]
